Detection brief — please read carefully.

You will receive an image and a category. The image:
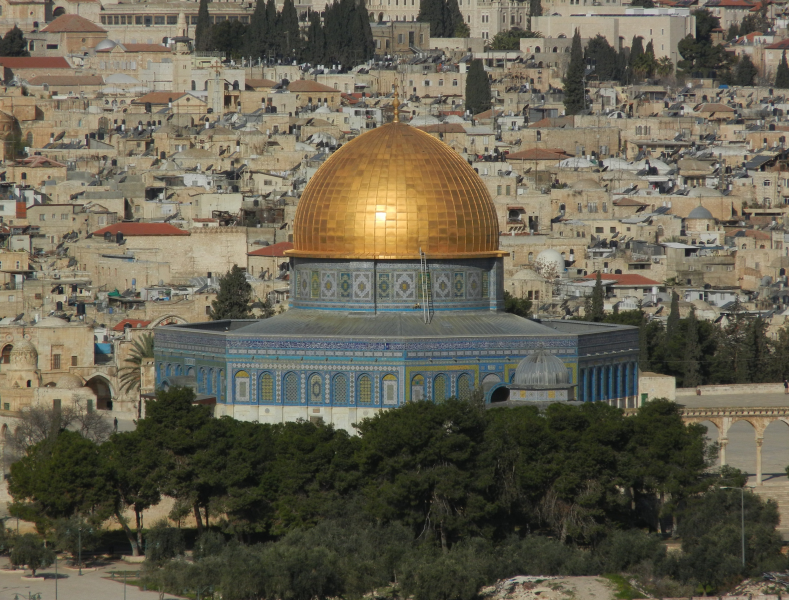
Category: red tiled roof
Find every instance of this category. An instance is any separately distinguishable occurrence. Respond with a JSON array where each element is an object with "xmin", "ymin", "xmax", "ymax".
[
  {"xmin": 288, "ymin": 80, "xmax": 336, "ymax": 93},
  {"xmin": 112, "ymin": 318, "xmax": 151, "ymax": 331},
  {"xmin": 41, "ymin": 14, "xmax": 106, "ymax": 33},
  {"xmin": 0, "ymin": 57, "xmax": 70, "ymax": 69},
  {"xmin": 248, "ymin": 241, "xmax": 294, "ymax": 256},
  {"xmin": 766, "ymin": 38, "xmax": 789, "ymax": 49},
  {"xmin": 730, "ymin": 228, "xmax": 771, "ymax": 239},
  {"xmin": 414, "ymin": 124, "xmax": 467, "ymax": 134},
  {"xmin": 132, "ymin": 91, "xmax": 186, "ymax": 105},
  {"xmin": 506, "ymin": 148, "xmax": 570, "ymax": 160},
  {"xmin": 583, "ymin": 273, "xmax": 661, "ymax": 286},
  {"xmin": 92, "ymin": 223, "xmax": 190, "ymax": 236},
  {"xmin": 12, "ymin": 156, "xmax": 67, "ymax": 168}
]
